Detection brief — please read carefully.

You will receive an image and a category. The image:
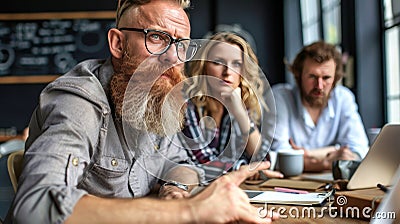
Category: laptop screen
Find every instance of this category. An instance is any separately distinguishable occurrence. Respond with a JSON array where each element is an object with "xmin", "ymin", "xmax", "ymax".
[
  {"xmin": 347, "ymin": 123, "xmax": 400, "ymax": 190},
  {"xmin": 370, "ymin": 165, "xmax": 400, "ymax": 223}
]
